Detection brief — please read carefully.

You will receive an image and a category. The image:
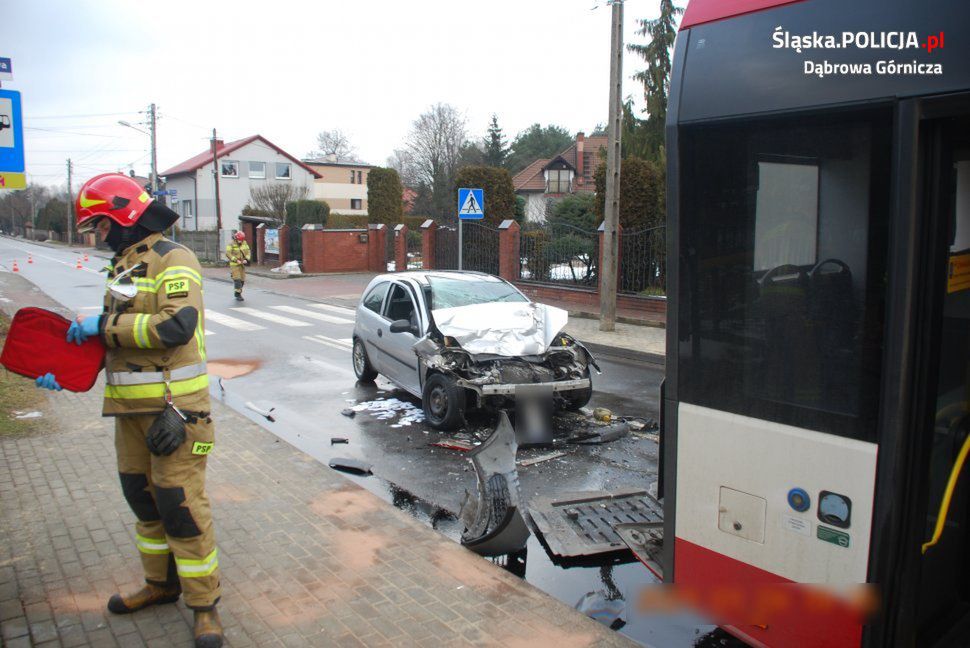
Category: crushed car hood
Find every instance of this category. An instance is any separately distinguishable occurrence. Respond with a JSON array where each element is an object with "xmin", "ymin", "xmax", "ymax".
[{"xmin": 431, "ymin": 302, "xmax": 569, "ymax": 356}]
